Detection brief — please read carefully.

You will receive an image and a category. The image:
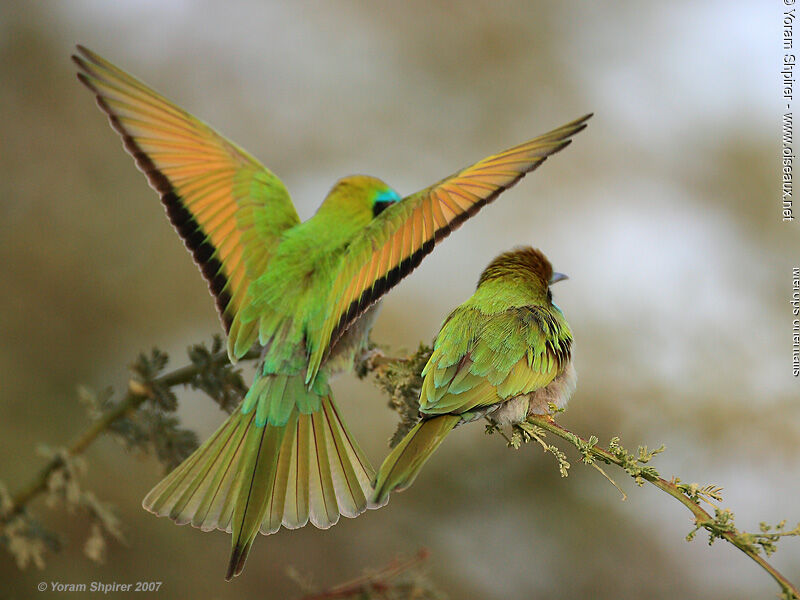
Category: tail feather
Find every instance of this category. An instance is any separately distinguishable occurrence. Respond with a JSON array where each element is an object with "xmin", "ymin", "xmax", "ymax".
[
  {"xmin": 142, "ymin": 373, "xmax": 380, "ymax": 580},
  {"xmin": 192, "ymin": 417, "xmax": 250, "ymax": 531},
  {"xmin": 216, "ymin": 460, "xmax": 246, "ymax": 533},
  {"xmin": 226, "ymin": 420, "xmax": 284, "ymax": 580},
  {"xmin": 179, "ymin": 424, "xmax": 244, "ymax": 529},
  {"xmin": 143, "ymin": 410, "xmax": 255, "ymax": 531},
  {"xmin": 278, "ymin": 413, "xmax": 310, "ymax": 530},
  {"xmin": 372, "ymin": 415, "xmax": 461, "ymax": 505},
  {"xmin": 262, "ymin": 409, "xmax": 300, "ymax": 533},
  {"xmin": 322, "ymin": 397, "xmax": 382, "ymax": 515},
  {"xmin": 307, "ymin": 407, "xmax": 339, "ymax": 528}
]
